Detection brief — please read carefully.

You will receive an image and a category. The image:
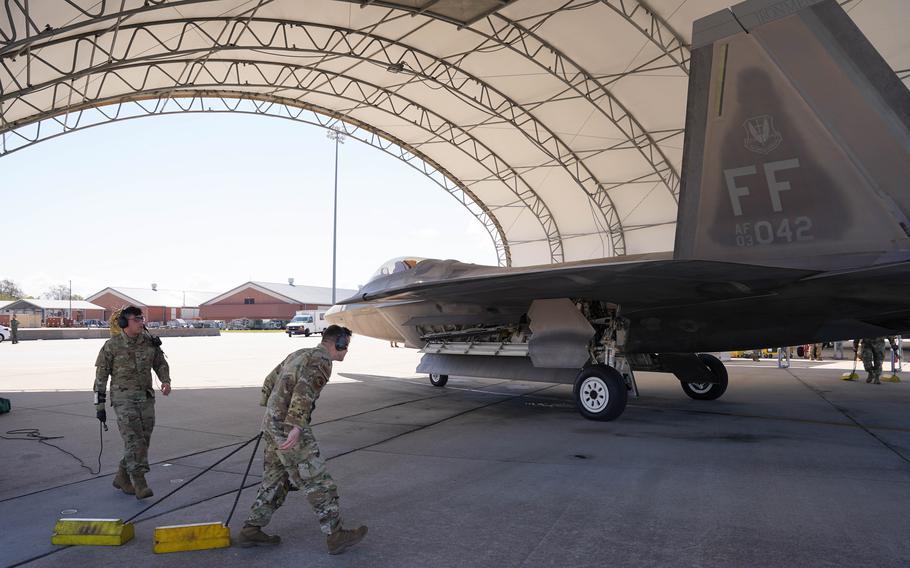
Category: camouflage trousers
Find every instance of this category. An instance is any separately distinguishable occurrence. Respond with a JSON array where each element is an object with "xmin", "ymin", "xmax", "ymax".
[
  {"xmin": 111, "ymin": 397, "xmax": 155, "ymax": 475},
  {"xmin": 861, "ymin": 342, "xmax": 885, "ymax": 381},
  {"xmin": 244, "ymin": 427, "xmax": 341, "ymax": 535}
]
